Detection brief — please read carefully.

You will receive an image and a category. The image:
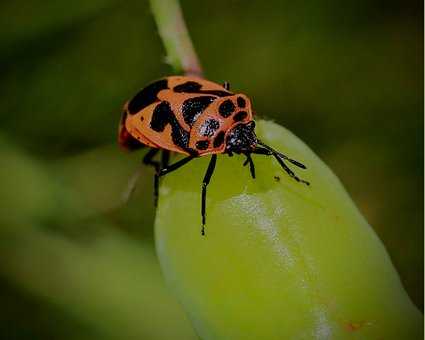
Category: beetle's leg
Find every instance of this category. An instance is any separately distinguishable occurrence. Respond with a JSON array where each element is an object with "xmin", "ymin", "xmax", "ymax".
[
  {"xmin": 223, "ymin": 81, "xmax": 230, "ymax": 90},
  {"xmin": 121, "ymin": 148, "xmax": 159, "ymax": 205},
  {"xmin": 201, "ymin": 155, "xmax": 217, "ymax": 236},
  {"xmin": 159, "ymin": 155, "xmax": 217, "ymax": 235},
  {"xmin": 161, "ymin": 150, "xmax": 170, "ymax": 169},
  {"xmin": 243, "ymin": 153, "xmax": 256, "ymax": 179},
  {"xmin": 142, "ymin": 153, "xmax": 192, "ymax": 206},
  {"xmin": 143, "ymin": 148, "xmax": 161, "ymax": 206},
  {"xmin": 159, "ymin": 156, "xmax": 194, "ymax": 176},
  {"xmin": 121, "ymin": 164, "xmax": 144, "ymax": 205}
]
